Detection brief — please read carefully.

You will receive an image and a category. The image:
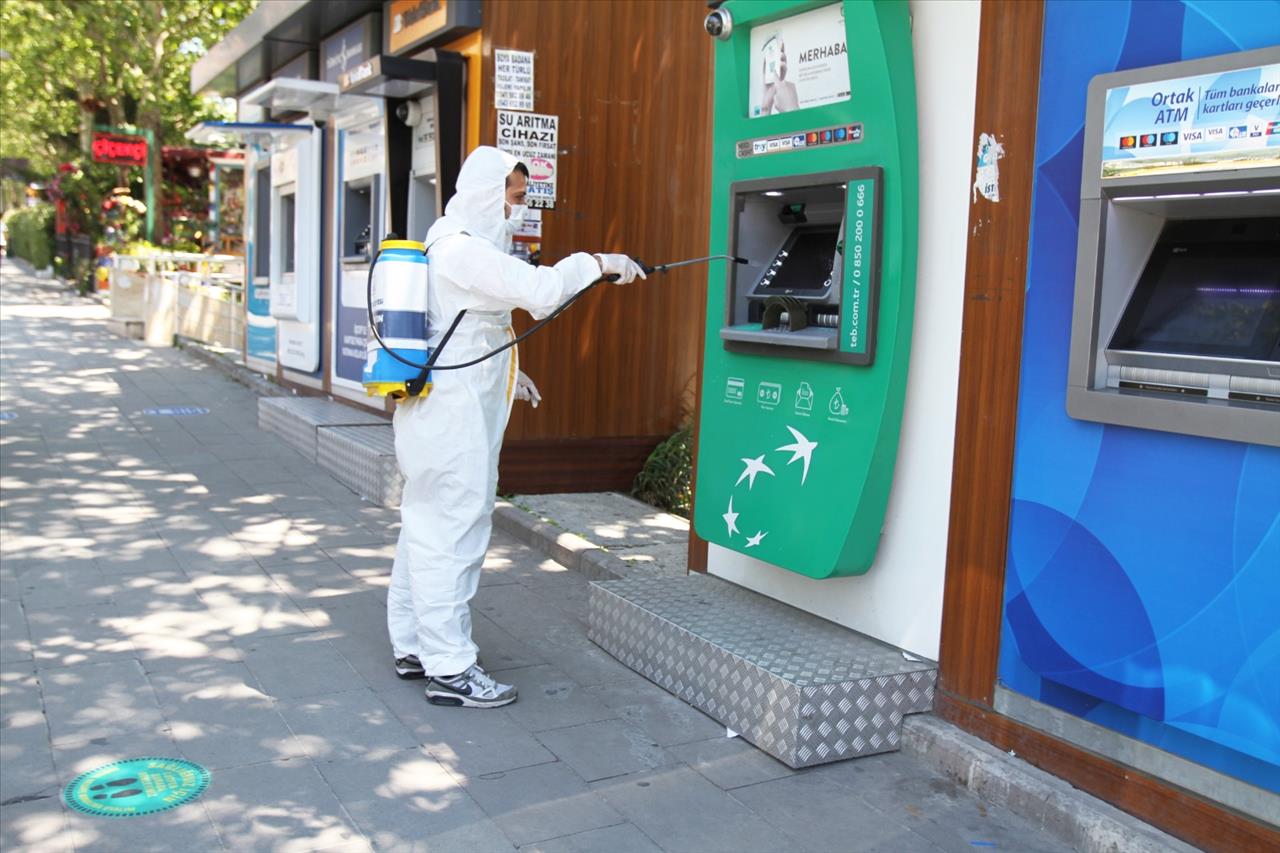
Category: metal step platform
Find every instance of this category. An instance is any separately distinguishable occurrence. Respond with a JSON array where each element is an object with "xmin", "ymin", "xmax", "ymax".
[
  {"xmin": 258, "ymin": 396, "xmax": 385, "ymax": 462},
  {"xmin": 588, "ymin": 574, "xmax": 936, "ymax": 769},
  {"xmin": 317, "ymin": 424, "xmax": 403, "ymax": 508}
]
